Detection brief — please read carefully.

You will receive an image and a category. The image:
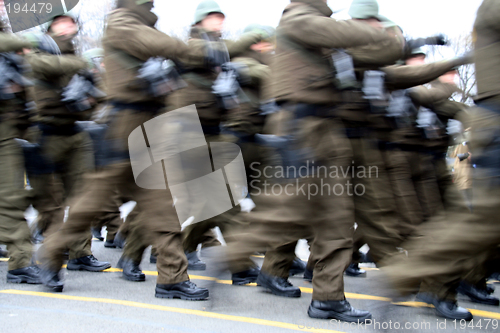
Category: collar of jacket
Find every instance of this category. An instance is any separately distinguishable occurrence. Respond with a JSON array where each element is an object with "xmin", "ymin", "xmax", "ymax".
[
  {"xmin": 113, "ymin": 7, "xmax": 158, "ymax": 27},
  {"xmin": 189, "ymin": 26, "xmax": 222, "ymax": 41},
  {"xmin": 289, "ymin": 0, "xmax": 333, "ymax": 17}
]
